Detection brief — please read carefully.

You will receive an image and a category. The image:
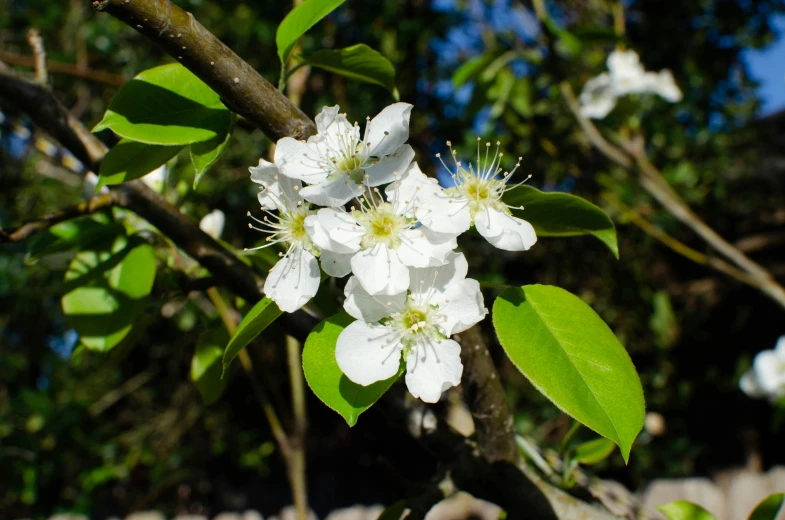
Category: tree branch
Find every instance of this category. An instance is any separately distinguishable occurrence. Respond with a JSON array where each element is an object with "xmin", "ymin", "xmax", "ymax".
[
  {"xmin": 0, "ymin": 50, "xmax": 126, "ymax": 86},
  {"xmin": 0, "ymin": 193, "xmax": 117, "ymax": 242},
  {"xmin": 90, "ymin": 0, "xmax": 316, "ymax": 142}
]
